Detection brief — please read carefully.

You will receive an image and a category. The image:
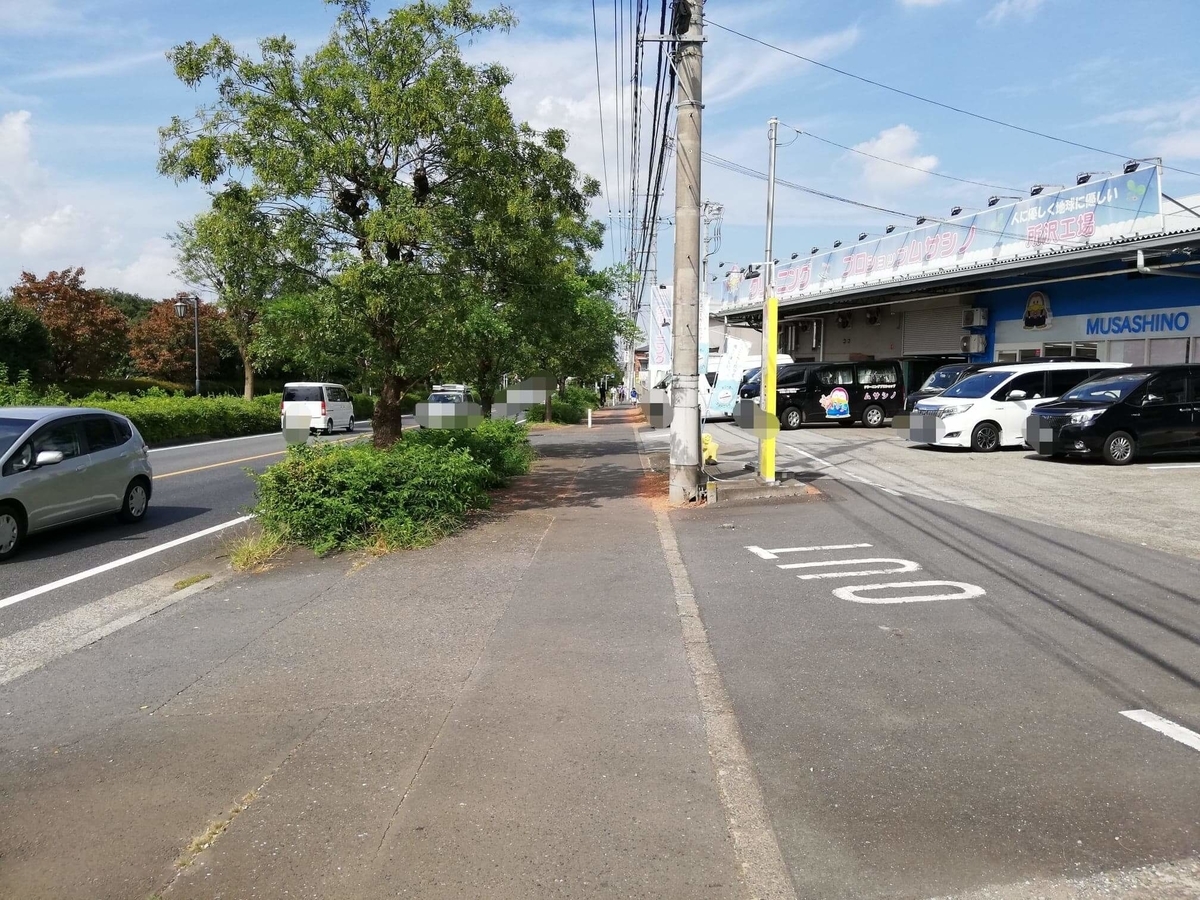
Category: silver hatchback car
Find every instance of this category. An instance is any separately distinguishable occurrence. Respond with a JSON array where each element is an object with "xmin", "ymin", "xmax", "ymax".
[{"xmin": 0, "ymin": 407, "xmax": 154, "ymax": 561}]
